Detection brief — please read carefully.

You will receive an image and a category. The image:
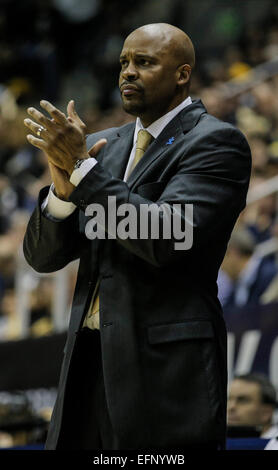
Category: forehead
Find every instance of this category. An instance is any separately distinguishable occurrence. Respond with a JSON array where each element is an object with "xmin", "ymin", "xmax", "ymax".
[
  {"xmin": 120, "ymin": 30, "xmax": 168, "ymax": 57},
  {"xmin": 229, "ymin": 380, "xmax": 261, "ymax": 399}
]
